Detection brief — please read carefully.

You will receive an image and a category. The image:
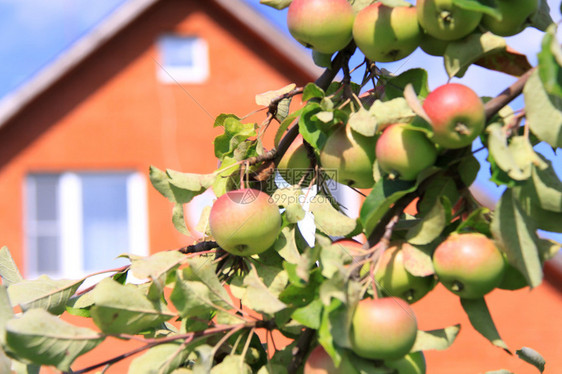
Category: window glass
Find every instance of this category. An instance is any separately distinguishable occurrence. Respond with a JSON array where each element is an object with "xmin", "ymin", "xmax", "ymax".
[{"xmin": 156, "ymin": 34, "xmax": 209, "ymax": 84}]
